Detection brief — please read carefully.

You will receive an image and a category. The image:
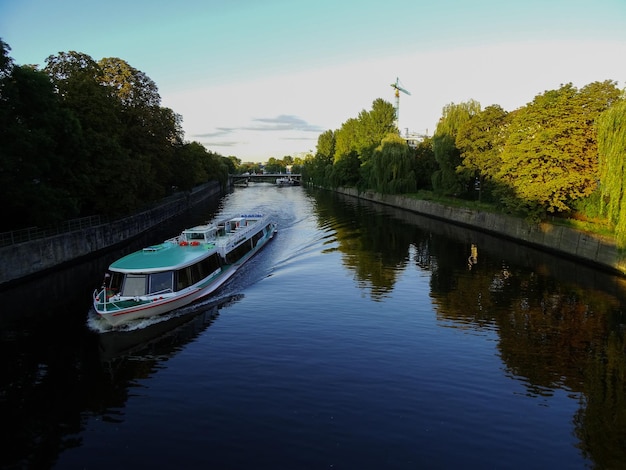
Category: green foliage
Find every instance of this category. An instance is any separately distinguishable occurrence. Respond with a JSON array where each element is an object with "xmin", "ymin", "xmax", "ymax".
[
  {"xmin": 306, "ymin": 99, "xmax": 398, "ymax": 188},
  {"xmin": 0, "ymin": 39, "xmax": 227, "ymax": 231},
  {"xmin": 456, "ymin": 105, "xmax": 509, "ymax": 201},
  {"xmin": 330, "ymin": 151, "xmax": 361, "ymax": 188},
  {"xmin": 316, "ymin": 130, "xmax": 335, "ymax": 160},
  {"xmin": 432, "ymin": 133, "xmax": 463, "ymax": 195},
  {"xmin": 0, "ymin": 63, "xmax": 81, "ymax": 230},
  {"xmin": 412, "ymin": 138, "xmax": 437, "ymax": 190},
  {"xmin": 264, "ymin": 157, "xmax": 286, "ymax": 174},
  {"xmin": 498, "ymin": 81, "xmax": 621, "ymax": 217},
  {"xmin": 223, "ymin": 156, "xmax": 238, "ymax": 174},
  {"xmin": 302, "ymin": 152, "xmax": 332, "ymax": 187},
  {"xmin": 334, "ymin": 99, "xmax": 396, "ymax": 163},
  {"xmin": 597, "ymin": 99, "xmax": 626, "ymax": 246},
  {"xmin": 4, "ymin": 32, "xmax": 626, "ymax": 245},
  {"xmin": 99, "ymin": 57, "xmax": 160, "ymax": 107},
  {"xmin": 432, "ymin": 100, "xmax": 481, "ymax": 196},
  {"xmin": 368, "ymin": 133, "xmax": 417, "ymax": 194}
]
